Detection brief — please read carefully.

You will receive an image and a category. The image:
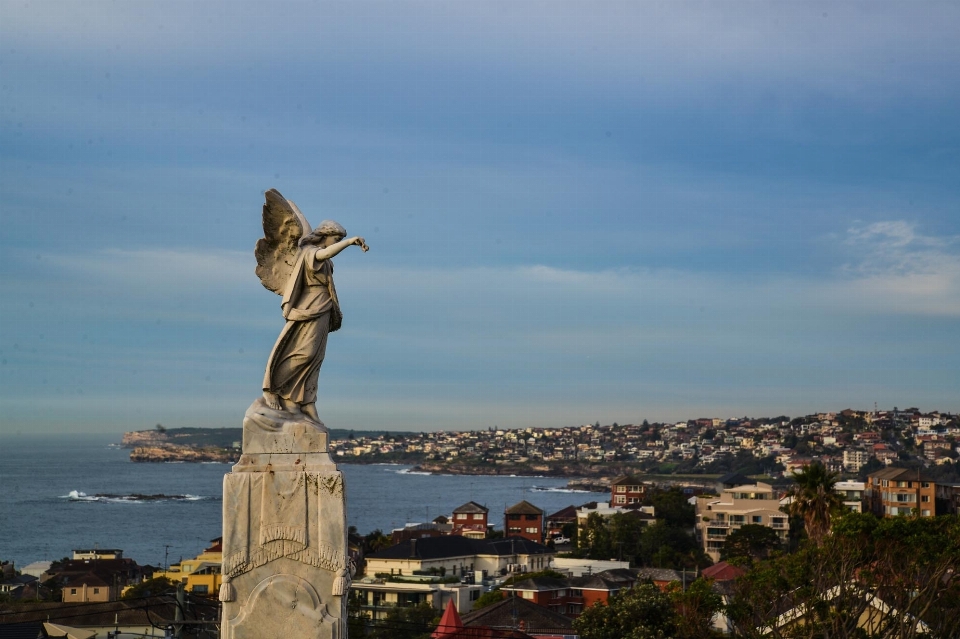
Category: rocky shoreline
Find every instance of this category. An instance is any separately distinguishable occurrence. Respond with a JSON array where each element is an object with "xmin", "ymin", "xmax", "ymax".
[{"xmin": 129, "ymin": 444, "xmax": 238, "ymax": 463}]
